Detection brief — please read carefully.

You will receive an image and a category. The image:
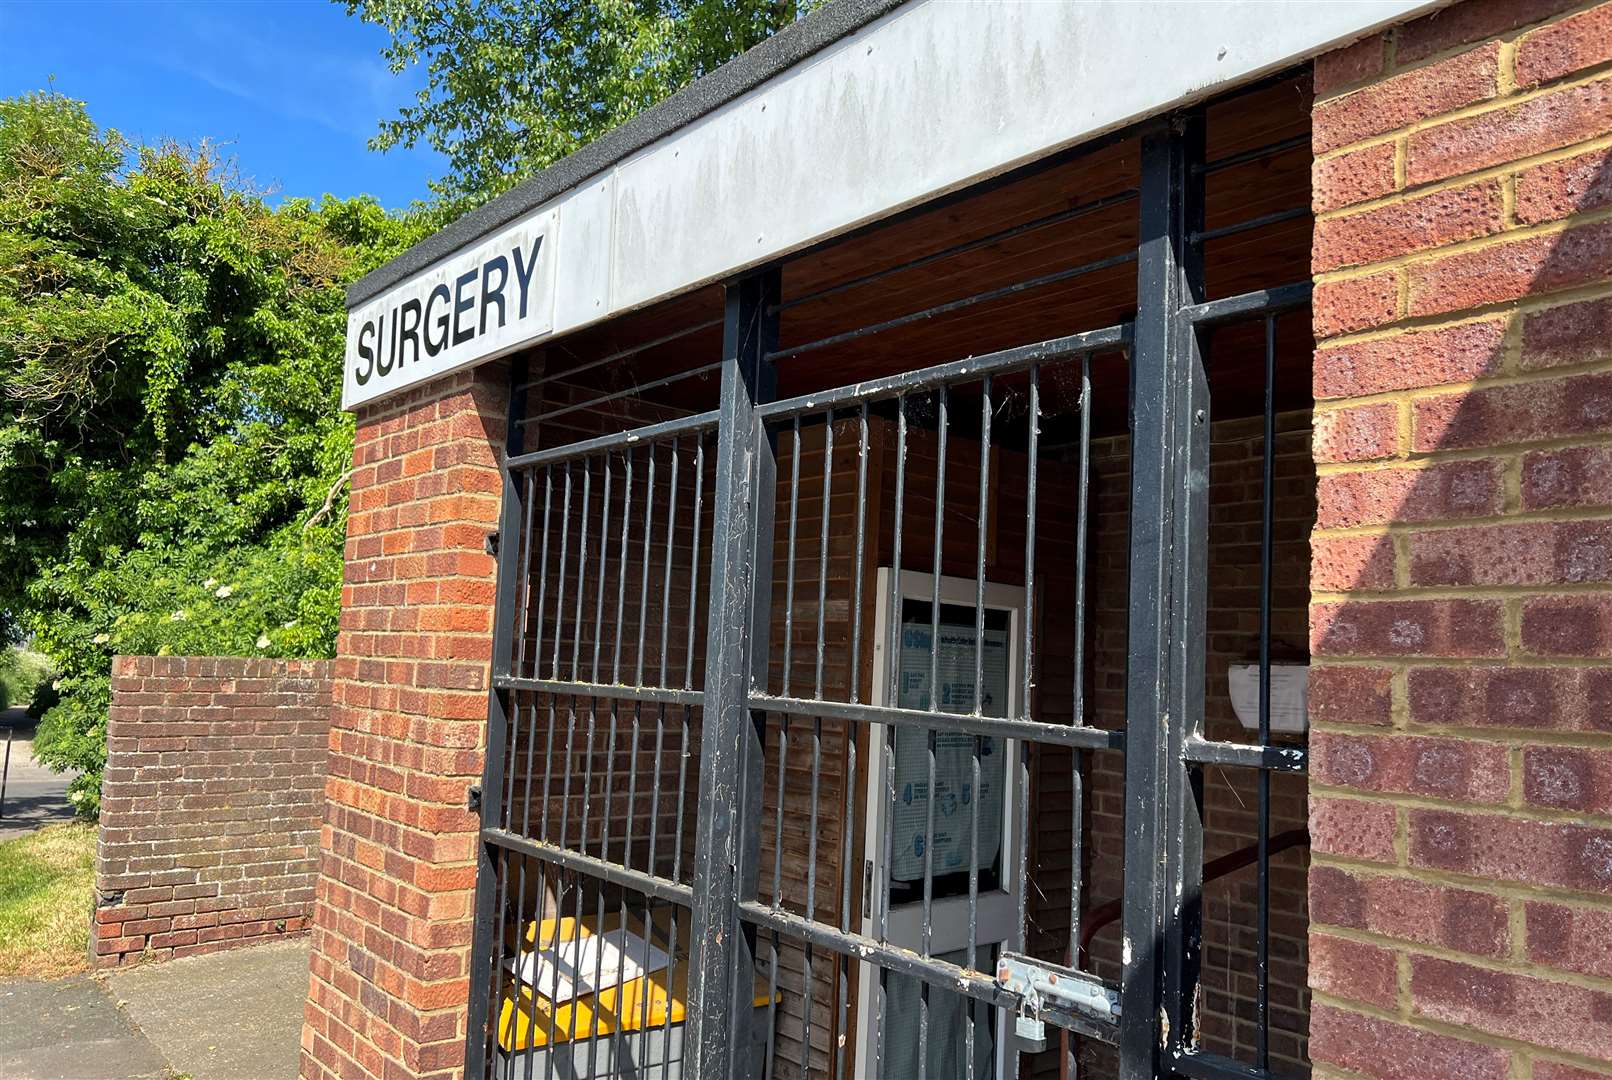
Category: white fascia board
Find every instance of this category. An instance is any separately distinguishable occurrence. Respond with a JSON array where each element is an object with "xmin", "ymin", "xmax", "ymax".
[{"xmin": 344, "ymin": 0, "xmax": 1438, "ymax": 411}]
